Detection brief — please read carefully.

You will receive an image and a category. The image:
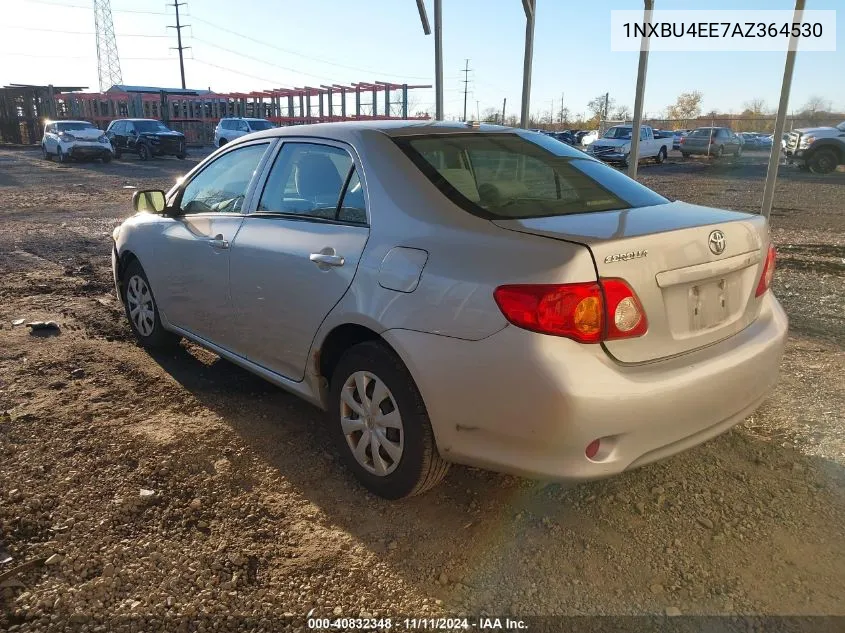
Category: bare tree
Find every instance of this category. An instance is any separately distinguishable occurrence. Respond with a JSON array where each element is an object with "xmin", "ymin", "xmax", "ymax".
[
  {"xmin": 800, "ymin": 95, "xmax": 832, "ymax": 120},
  {"xmin": 612, "ymin": 105, "xmax": 632, "ymax": 121},
  {"xmin": 666, "ymin": 91, "xmax": 704, "ymax": 122},
  {"xmin": 743, "ymin": 98, "xmax": 767, "ymax": 116},
  {"xmin": 481, "ymin": 107, "xmax": 499, "ymax": 123},
  {"xmin": 587, "ymin": 93, "xmax": 614, "ymax": 122}
]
